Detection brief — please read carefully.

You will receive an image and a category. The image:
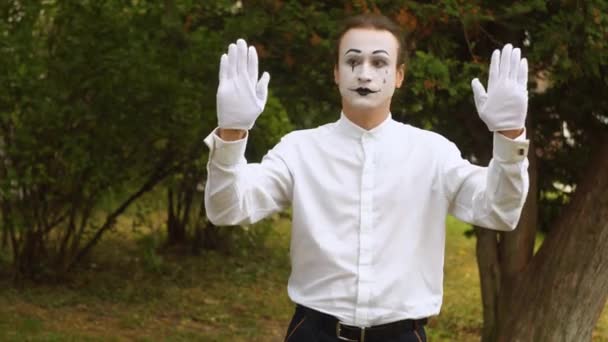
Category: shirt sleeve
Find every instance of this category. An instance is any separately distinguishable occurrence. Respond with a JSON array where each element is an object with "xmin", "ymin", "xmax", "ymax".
[
  {"xmin": 442, "ymin": 131, "xmax": 530, "ymax": 231},
  {"xmin": 203, "ymin": 128, "xmax": 293, "ymax": 226}
]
